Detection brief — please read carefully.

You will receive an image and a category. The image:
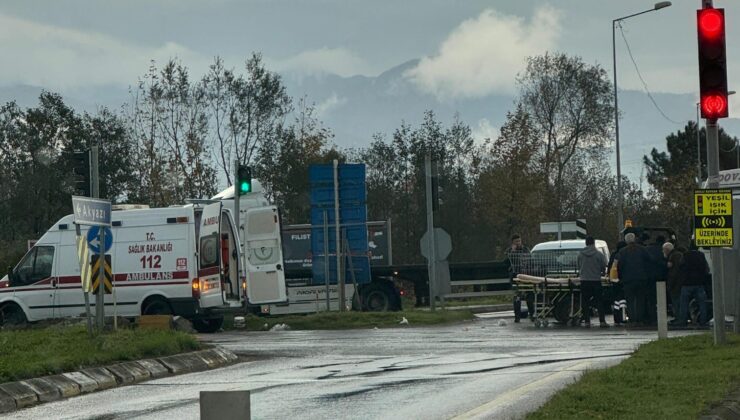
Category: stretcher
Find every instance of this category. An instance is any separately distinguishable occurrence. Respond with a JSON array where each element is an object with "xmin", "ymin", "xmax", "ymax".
[{"xmin": 513, "ymin": 274, "xmax": 615, "ymax": 327}]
